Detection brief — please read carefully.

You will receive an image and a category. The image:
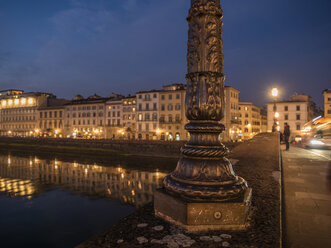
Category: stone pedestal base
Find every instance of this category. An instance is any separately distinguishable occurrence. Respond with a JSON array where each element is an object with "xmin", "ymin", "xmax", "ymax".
[{"xmin": 154, "ymin": 188, "xmax": 252, "ymax": 232}]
